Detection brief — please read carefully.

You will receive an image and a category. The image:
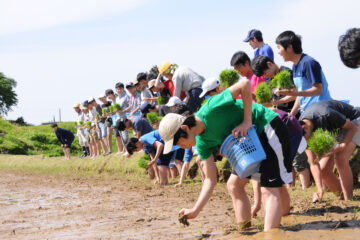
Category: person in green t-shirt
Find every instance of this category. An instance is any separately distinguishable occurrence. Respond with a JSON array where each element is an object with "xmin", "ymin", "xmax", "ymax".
[{"xmin": 159, "ymin": 79, "xmax": 293, "ymax": 231}]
